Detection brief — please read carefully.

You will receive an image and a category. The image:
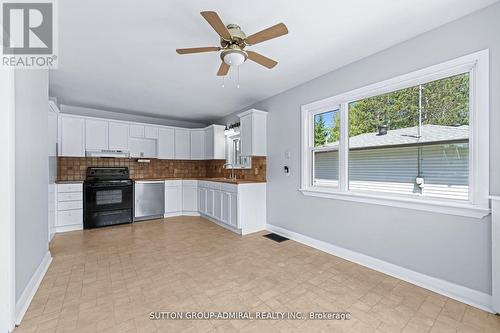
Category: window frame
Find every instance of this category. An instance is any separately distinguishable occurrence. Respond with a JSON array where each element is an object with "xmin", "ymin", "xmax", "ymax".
[
  {"xmin": 300, "ymin": 49, "xmax": 490, "ymax": 218},
  {"xmin": 311, "ymin": 108, "xmax": 341, "ymax": 188}
]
